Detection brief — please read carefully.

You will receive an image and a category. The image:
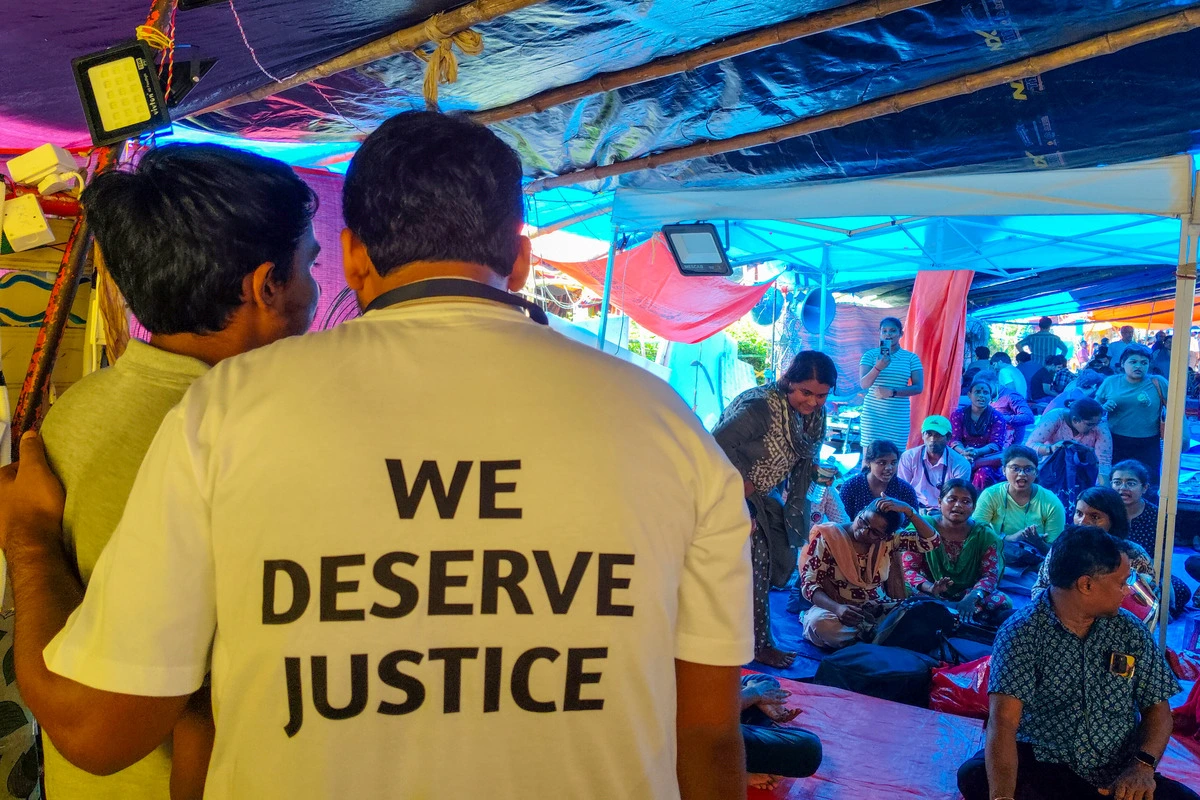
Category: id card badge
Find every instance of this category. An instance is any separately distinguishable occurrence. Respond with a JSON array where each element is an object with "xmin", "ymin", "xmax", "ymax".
[{"xmin": 1109, "ymin": 651, "xmax": 1136, "ymax": 679}]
